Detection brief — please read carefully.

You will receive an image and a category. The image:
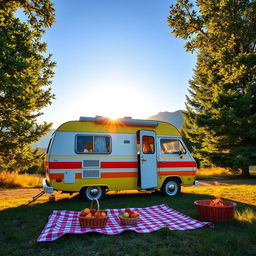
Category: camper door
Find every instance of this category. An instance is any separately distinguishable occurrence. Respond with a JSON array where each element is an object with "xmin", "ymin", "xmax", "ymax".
[{"xmin": 138, "ymin": 130, "xmax": 157, "ymax": 189}]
